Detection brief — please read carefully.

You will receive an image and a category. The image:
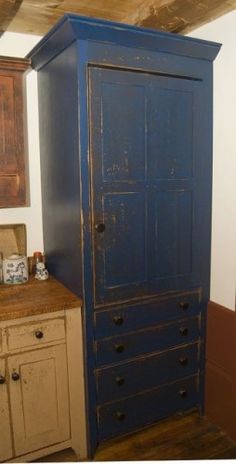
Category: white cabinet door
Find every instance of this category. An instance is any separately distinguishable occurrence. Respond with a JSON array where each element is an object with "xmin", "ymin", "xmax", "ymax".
[
  {"xmin": 8, "ymin": 344, "xmax": 70, "ymax": 456},
  {"xmin": 0, "ymin": 358, "xmax": 13, "ymax": 462}
]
